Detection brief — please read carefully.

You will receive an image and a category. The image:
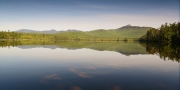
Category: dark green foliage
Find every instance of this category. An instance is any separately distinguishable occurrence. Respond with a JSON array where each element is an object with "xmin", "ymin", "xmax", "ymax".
[{"xmin": 140, "ymin": 22, "xmax": 180, "ymax": 42}]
